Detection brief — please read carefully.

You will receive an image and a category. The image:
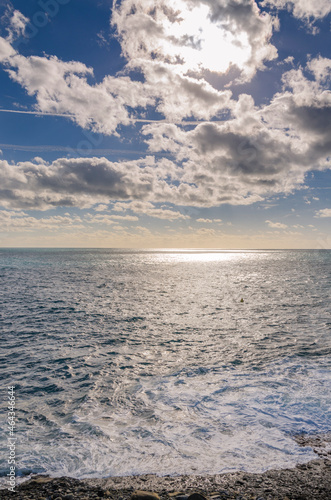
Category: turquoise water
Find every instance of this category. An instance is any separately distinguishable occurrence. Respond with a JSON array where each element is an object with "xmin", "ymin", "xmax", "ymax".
[{"xmin": 0, "ymin": 249, "xmax": 330, "ymax": 484}]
